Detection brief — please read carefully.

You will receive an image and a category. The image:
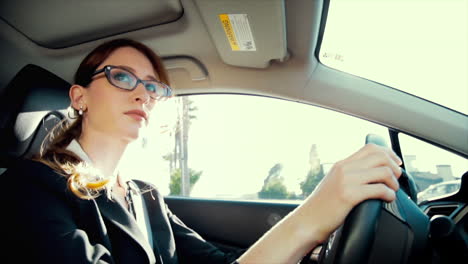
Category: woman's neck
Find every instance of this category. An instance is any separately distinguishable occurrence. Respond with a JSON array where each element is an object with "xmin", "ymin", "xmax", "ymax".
[{"xmin": 77, "ymin": 131, "xmax": 129, "ymax": 179}]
